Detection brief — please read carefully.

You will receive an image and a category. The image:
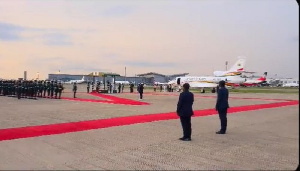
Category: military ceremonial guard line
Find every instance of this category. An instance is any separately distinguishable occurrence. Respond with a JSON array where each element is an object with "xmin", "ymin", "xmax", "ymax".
[{"xmin": 0, "ymin": 80, "xmax": 64, "ymax": 100}]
